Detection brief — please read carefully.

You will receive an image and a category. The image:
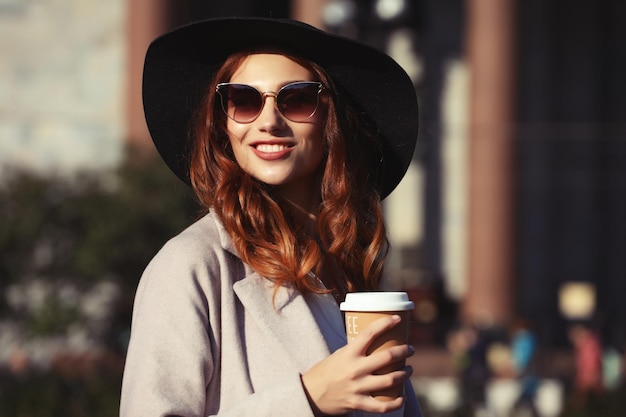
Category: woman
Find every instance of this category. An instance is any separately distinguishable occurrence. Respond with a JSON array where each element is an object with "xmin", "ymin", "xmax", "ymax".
[{"xmin": 120, "ymin": 17, "xmax": 421, "ymax": 417}]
